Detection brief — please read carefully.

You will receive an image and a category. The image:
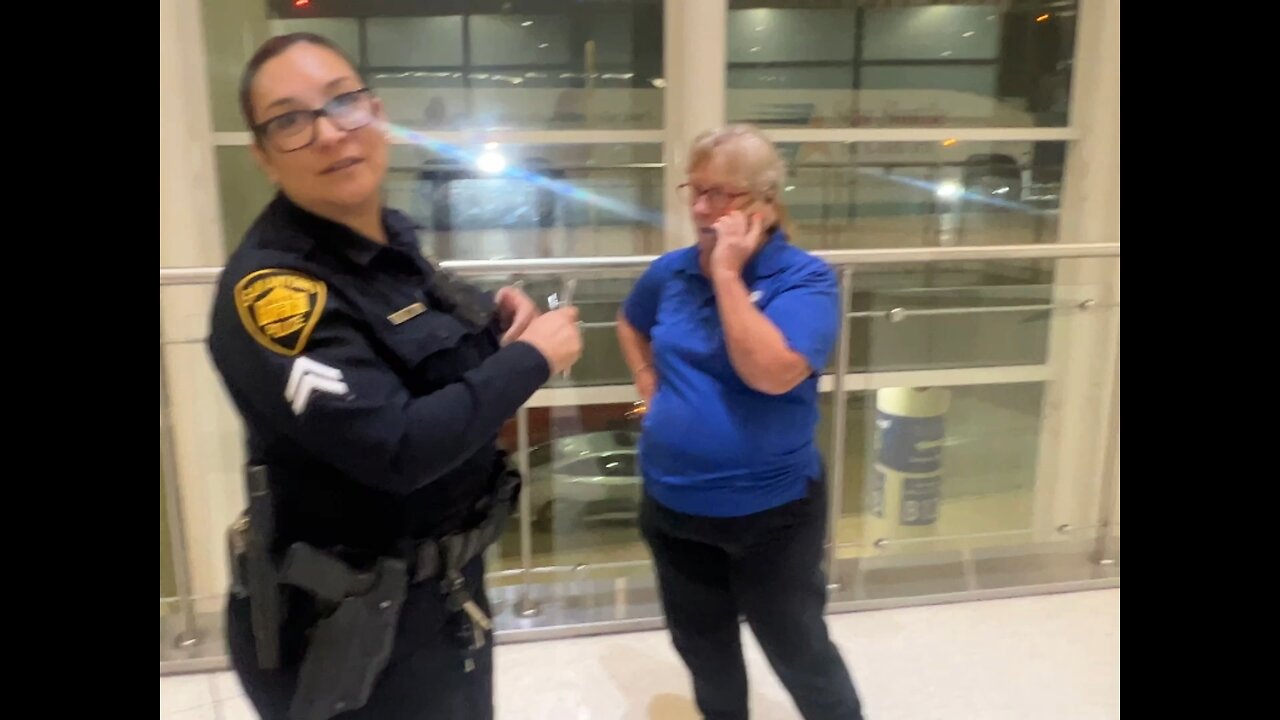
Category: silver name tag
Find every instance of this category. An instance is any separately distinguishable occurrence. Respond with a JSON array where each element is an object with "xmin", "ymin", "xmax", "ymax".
[{"xmin": 387, "ymin": 302, "xmax": 427, "ymax": 325}]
